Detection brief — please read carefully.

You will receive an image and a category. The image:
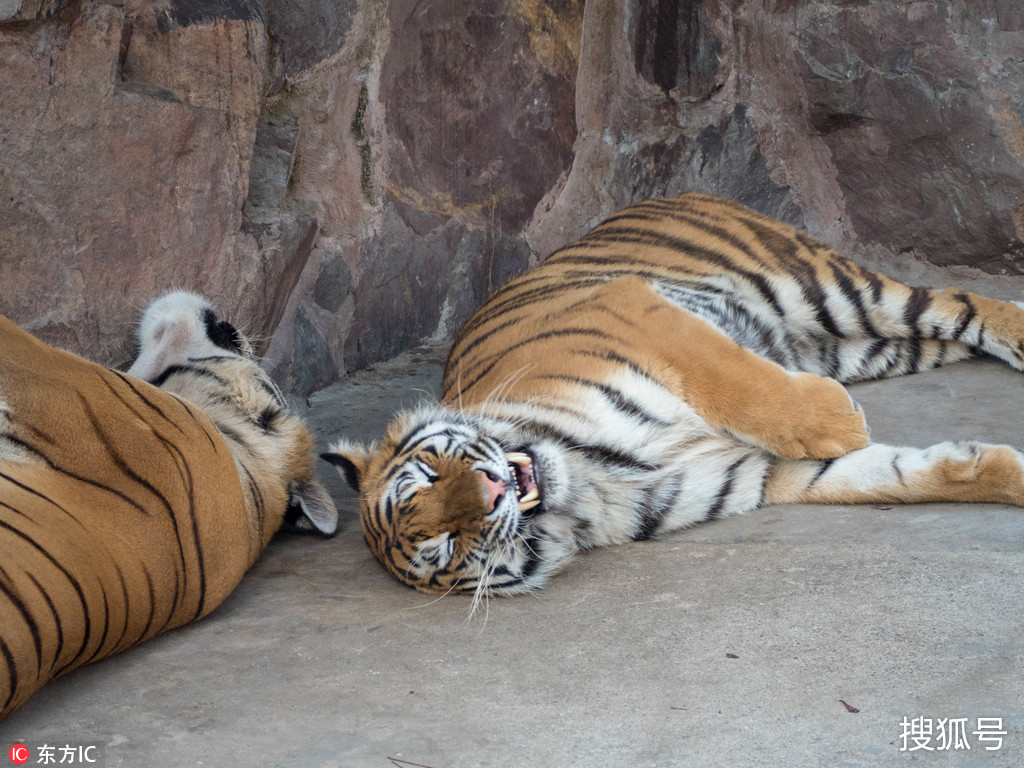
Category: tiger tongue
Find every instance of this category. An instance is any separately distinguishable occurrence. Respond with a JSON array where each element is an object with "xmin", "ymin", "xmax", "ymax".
[{"xmin": 506, "ymin": 451, "xmax": 540, "ymax": 511}]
